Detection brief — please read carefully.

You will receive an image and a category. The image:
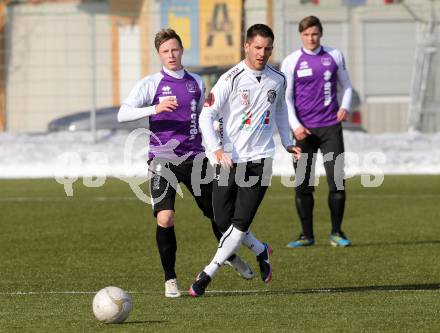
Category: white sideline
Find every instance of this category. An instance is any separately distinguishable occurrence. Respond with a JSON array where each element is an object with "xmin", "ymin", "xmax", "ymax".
[
  {"xmin": 0, "ymin": 196, "xmax": 138, "ymax": 202},
  {"xmin": 1, "ymin": 288, "xmax": 438, "ymax": 296},
  {"xmin": 1, "ymin": 193, "xmax": 440, "ymax": 203},
  {"xmin": 0, "ymin": 290, "xmax": 264, "ymax": 296},
  {"xmin": 0, "ymin": 290, "xmax": 265, "ymax": 296}
]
